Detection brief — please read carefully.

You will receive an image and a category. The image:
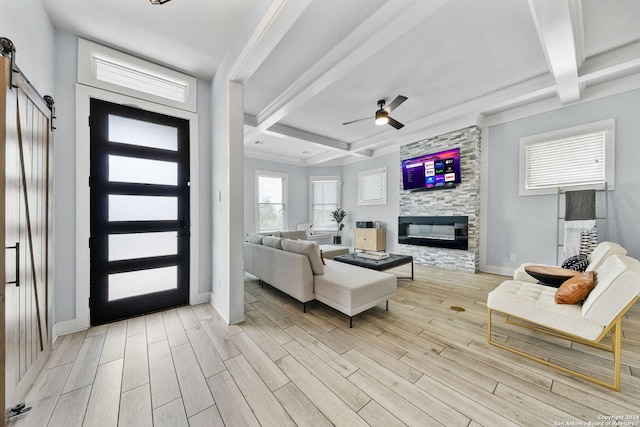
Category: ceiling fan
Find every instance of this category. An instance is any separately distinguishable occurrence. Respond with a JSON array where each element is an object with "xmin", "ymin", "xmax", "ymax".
[{"xmin": 342, "ymin": 95, "xmax": 408, "ymax": 130}]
